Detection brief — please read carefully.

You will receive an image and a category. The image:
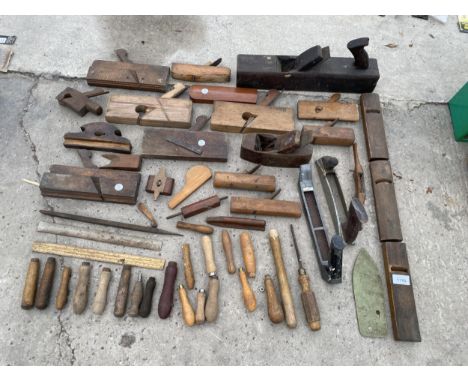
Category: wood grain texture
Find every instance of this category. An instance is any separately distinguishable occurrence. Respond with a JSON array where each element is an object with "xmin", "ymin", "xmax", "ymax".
[
  {"xmin": 182, "ymin": 244, "xmax": 195, "ymax": 290},
  {"xmin": 171, "ymin": 63, "xmax": 231, "ymax": 82},
  {"xmin": 127, "ymin": 276, "xmax": 144, "ymax": 317},
  {"xmin": 298, "ymin": 100, "xmax": 359, "ymax": 121},
  {"xmin": 230, "ymin": 196, "xmax": 302, "ymax": 218},
  {"xmin": 114, "ymin": 265, "xmax": 132, "ymax": 317},
  {"xmin": 205, "ymin": 275, "xmax": 219, "ymax": 323},
  {"xmin": 303, "ymin": 125, "xmax": 355, "ymax": 146},
  {"xmin": 100, "ymin": 154, "xmax": 141, "ymax": 171},
  {"xmin": 211, "ymin": 101, "xmax": 294, "ymax": 134},
  {"xmin": 178, "ymin": 285, "xmax": 195, "ymax": 326},
  {"xmin": 55, "ymin": 266, "xmax": 71, "ymax": 310},
  {"xmin": 213, "ymin": 172, "xmax": 276, "ymax": 192},
  {"xmin": 177, "ymin": 221, "xmax": 214, "ymax": 234},
  {"xmin": 201, "ymin": 236, "xmax": 217, "ymax": 274},
  {"xmin": 206, "ymin": 216, "xmax": 266, "ymax": 231},
  {"xmin": 35, "ymin": 257, "xmax": 56, "ymax": 310},
  {"xmin": 221, "ymin": 230, "xmax": 236, "ymax": 274},
  {"xmin": 92, "ymin": 268, "xmax": 111, "ymax": 315},
  {"xmin": 73, "ymin": 262, "xmax": 91, "ymax": 314},
  {"xmin": 239, "ymin": 267, "xmax": 256, "ymax": 312},
  {"xmin": 195, "ymin": 289, "xmax": 206, "ymax": 324},
  {"xmin": 189, "ymin": 85, "xmax": 257, "ymax": 104},
  {"xmin": 158, "ymin": 262, "xmax": 178, "ymax": 319},
  {"xmin": 161, "ymin": 82, "xmax": 186, "ymax": 99},
  {"xmin": 264, "ymin": 275, "xmax": 284, "ymax": 324},
  {"xmin": 240, "ymin": 232, "xmax": 256, "ymax": 278},
  {"xmin": 168, "ymin": 166, "xmax": 212, "ymax": 209},
  {"xmin": 298, "ymin": 273, "xmax": 321, "ymax": 331},
  {"xmin": 21, "ymin": 258, "xmax": 40, "ymax": 310},
  {"xmin": 106, "ymin": 94, "xmax": 192, "ymax": 128}
]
